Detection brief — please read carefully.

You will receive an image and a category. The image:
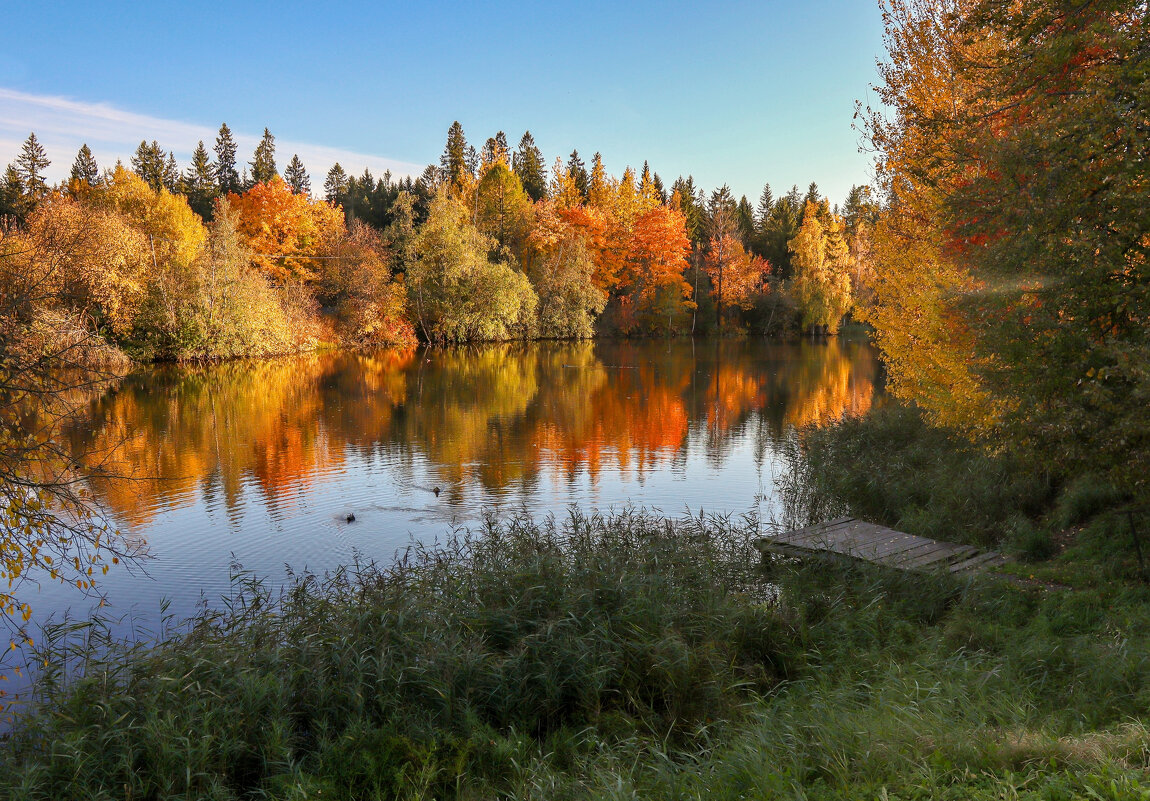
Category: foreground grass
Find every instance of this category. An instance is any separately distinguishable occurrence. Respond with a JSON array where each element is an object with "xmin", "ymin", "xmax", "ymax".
[{"xmin": 2, "ymin": 475, "xmax": 1149, "ymax": 797}]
